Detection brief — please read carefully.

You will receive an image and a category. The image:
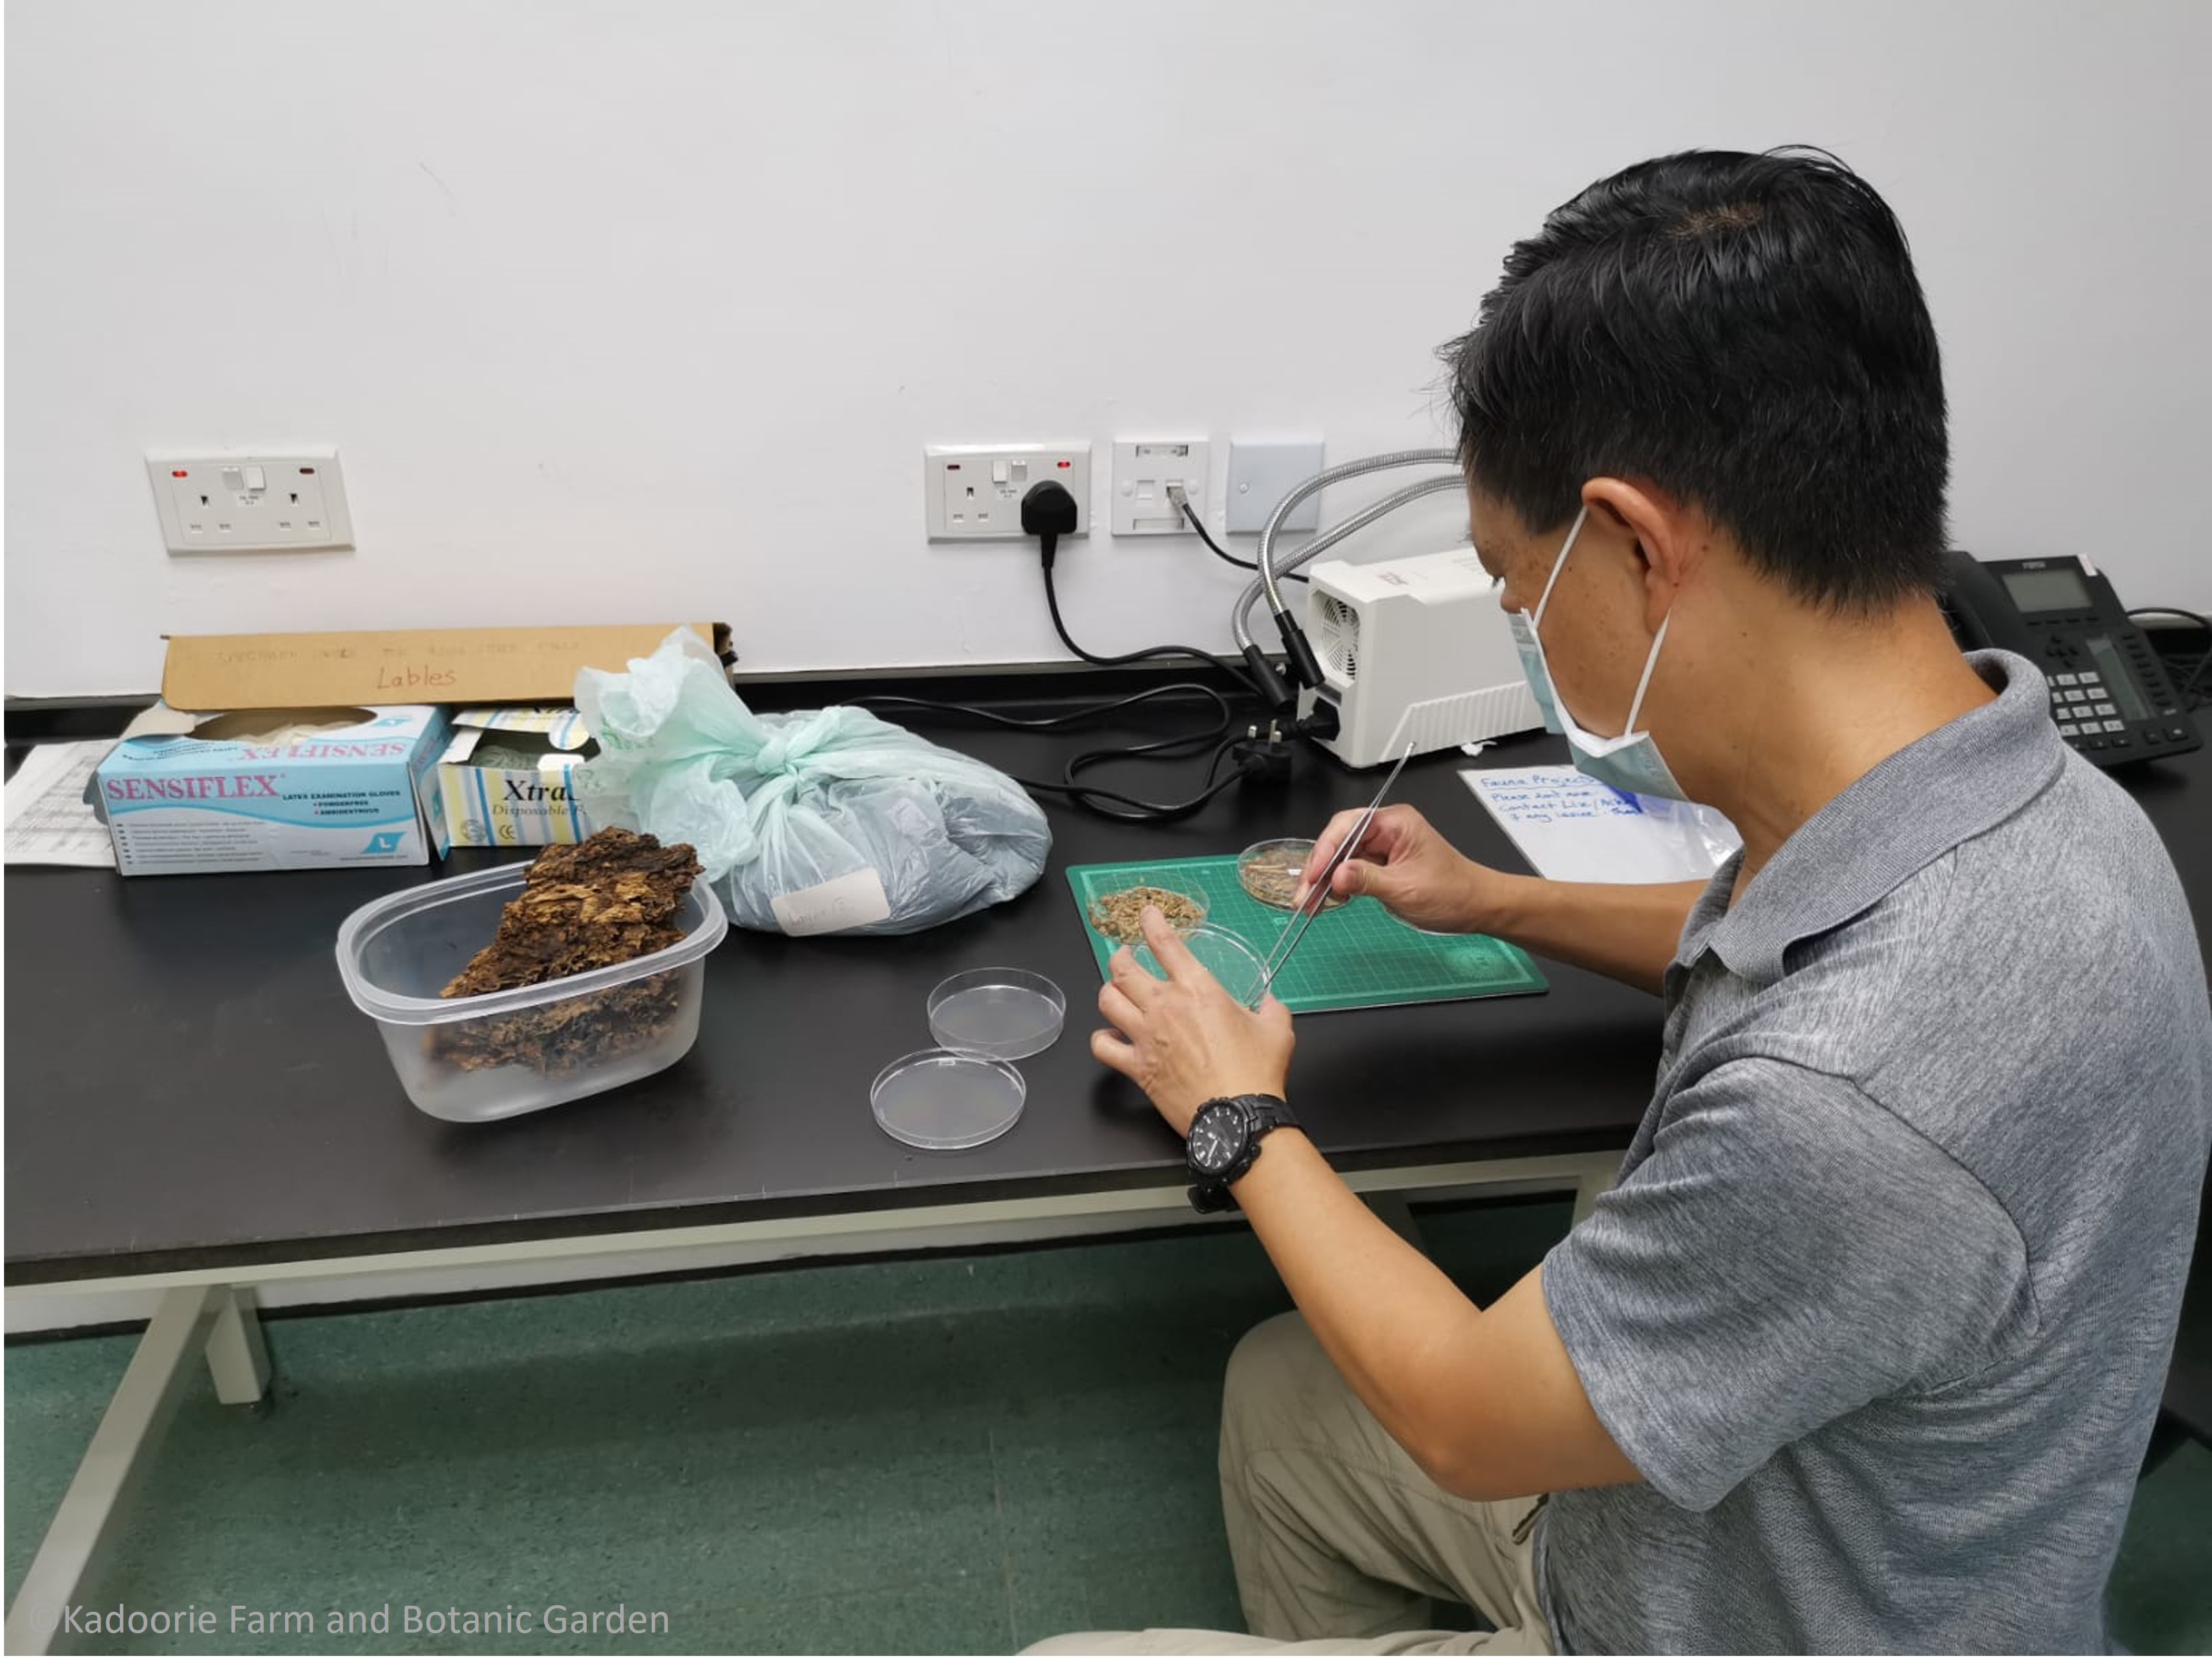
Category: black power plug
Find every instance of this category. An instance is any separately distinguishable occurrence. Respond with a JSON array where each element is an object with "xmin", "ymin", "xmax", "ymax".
[
  {"xmin": 1227, "ymin": 718, "xmax": 1302, "ymax": 785},
  {"xmin": 1226, "ymin": 701, "xmax": 1343, "ymax": 785},
  {"xmin": 1020, "ymin": 479, "xmax": 1080, "ymax": 570},
  {"xmin": 1228, "ymin": 732, "xmax": 1295, "ymax": 785}
]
